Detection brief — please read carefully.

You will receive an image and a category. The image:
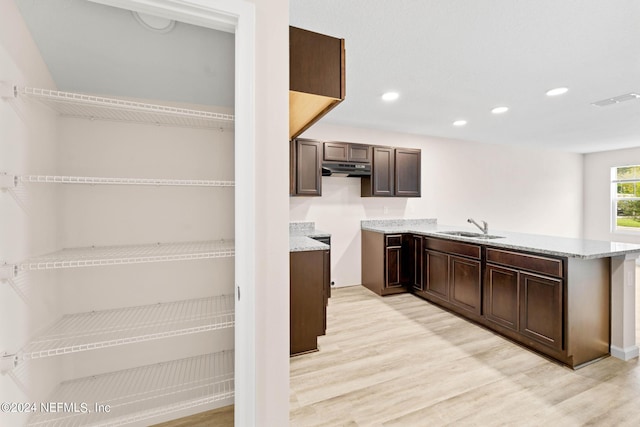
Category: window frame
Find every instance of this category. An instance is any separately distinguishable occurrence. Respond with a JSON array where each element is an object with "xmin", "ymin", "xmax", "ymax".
[{"xmin": 611, "ymin": 165, "xmax": 640, "ymax": 235}]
